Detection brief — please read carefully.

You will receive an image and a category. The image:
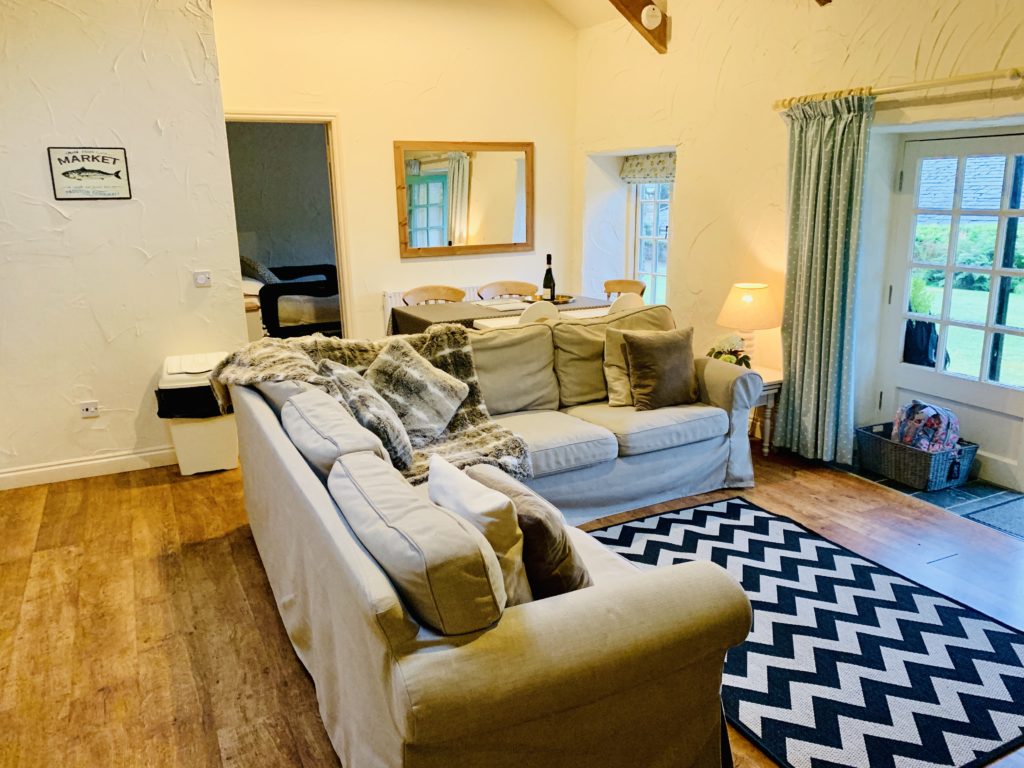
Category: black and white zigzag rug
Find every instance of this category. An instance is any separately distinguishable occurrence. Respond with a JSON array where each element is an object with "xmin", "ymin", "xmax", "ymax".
[{"xmin": 589, "ymin": 497, "xmax": 1024, "ymax": 768}]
